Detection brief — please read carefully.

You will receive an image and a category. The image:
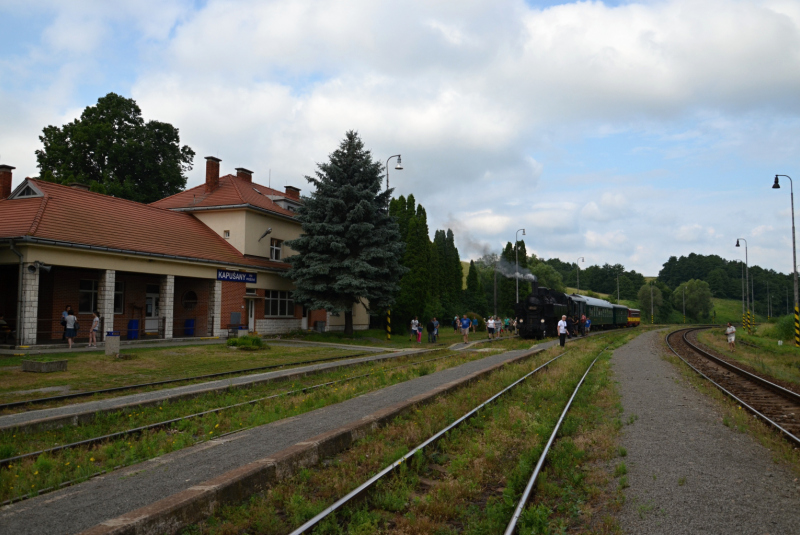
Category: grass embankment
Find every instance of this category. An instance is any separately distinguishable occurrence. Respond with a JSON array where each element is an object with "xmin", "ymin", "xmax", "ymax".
[
  {"xmin": 695, "ymin": 328, "xmax": 800, "ymax": 387},
  {"xmin": 662, "ymin": 331, "xmax": 800, "ymax": 477},
  {"xmin": 0, "ymin": 344, "xmax": 367, "ymax": 409},
  {"xmin": 184, "ymin": 333, "xmax": 639, "ymax": 534},
  {"xmin": 0, "ymin": 347, "xmax": 504, "ymax": 504},
  {"xmin": 281, "ymin": 327, "xmax": 474, "ymax": 350}
]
